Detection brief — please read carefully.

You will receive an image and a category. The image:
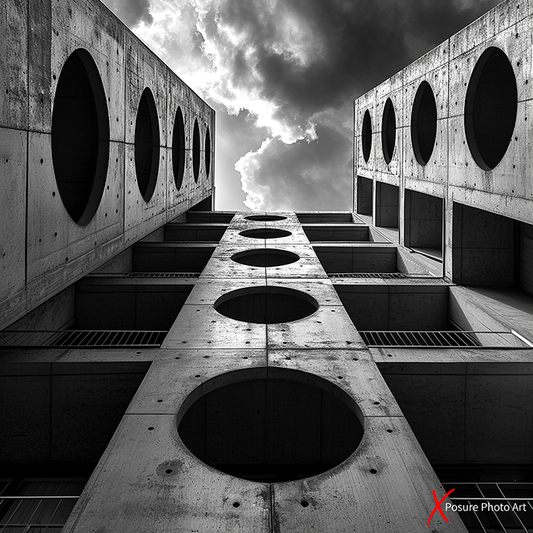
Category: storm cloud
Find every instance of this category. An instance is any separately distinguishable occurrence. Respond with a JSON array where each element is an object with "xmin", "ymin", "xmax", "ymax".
[
  {"xmin": 102, "ymin": 0, "xmax": 154, "ymax": 28},
  {"xmin": 104, "ymin": 0, "xmax": 502, "ymax": 210}
]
